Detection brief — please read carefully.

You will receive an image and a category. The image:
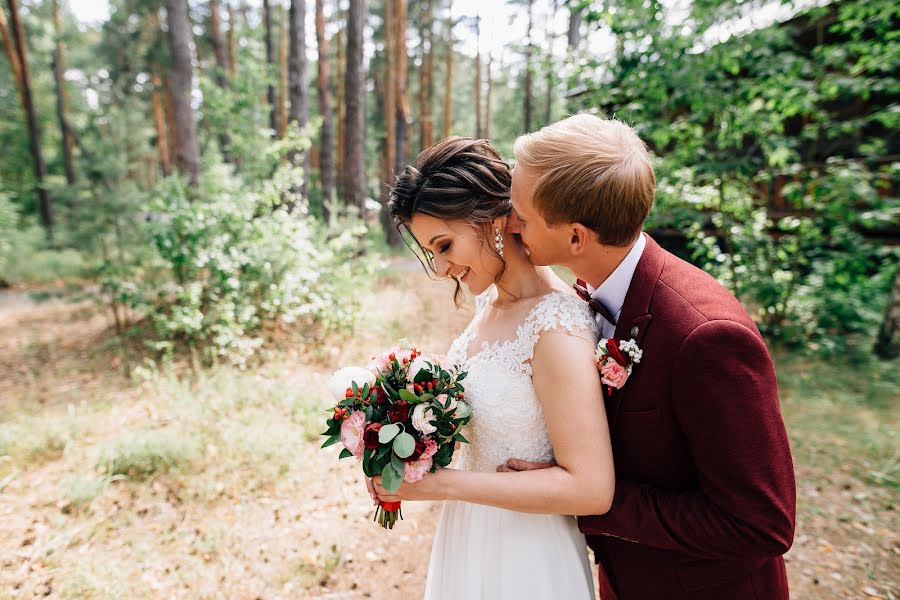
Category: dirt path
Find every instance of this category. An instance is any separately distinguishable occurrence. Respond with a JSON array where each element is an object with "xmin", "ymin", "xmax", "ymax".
[{"xmin": 0, "ymin": 261, "xmax": 897, "ymax": 599}]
